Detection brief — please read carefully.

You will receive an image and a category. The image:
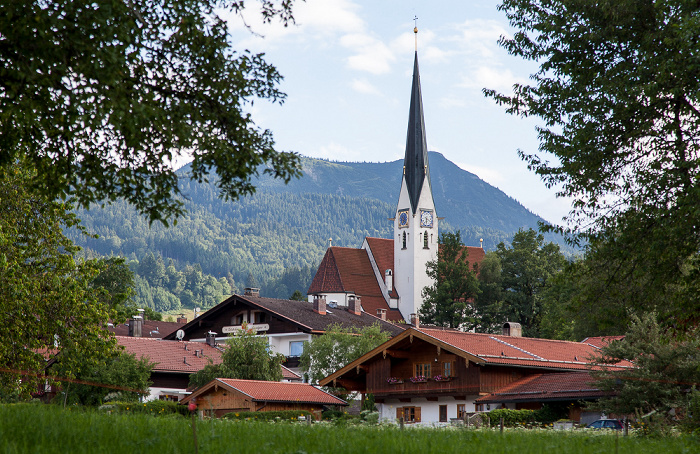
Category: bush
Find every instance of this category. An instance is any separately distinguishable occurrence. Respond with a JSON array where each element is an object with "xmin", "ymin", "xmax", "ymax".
[
  {"xmin": 222, "ymin": 410, "xmax": 313, "ymax": 421},
  {"xmin": 480, "ymin": 409, "xmax": 536, "ymax": 427},
  {"xmin": 99, "ymin": 400, "xmax": 188, "ymax": 417},
  {"xmin": 321, "ymin": 409, "xmax": 345, "ymax": 420}
]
